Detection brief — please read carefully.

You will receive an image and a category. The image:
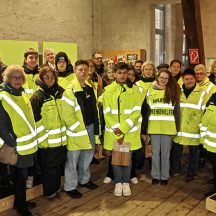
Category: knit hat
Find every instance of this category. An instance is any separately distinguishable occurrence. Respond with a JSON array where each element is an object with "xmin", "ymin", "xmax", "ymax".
[
  {"xmin": 182, "ymin": 68, "xmax": 195, "ymax": 77},
  {"xmin": 55, "ymin": 52, "xmax": 69, "ymax": 66}
]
